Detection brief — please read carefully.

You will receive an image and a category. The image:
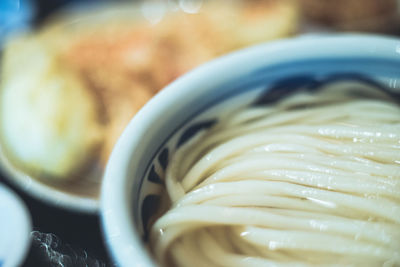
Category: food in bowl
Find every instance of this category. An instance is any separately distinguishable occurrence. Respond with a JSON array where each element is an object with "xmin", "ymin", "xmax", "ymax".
[
  {"xmin": 149, "ymin": 78, "xmax": 400, "ymax": 266},
  {"xmin": 100, "ymin": 35, "xmax": 400, "ymax": 266},
  {"xmin": 0, "ymin": 0, "xmax": 298, "ymax": 186},
  {"xmin": 0, "ymin": 35, "xmax": 104, "ymax": 179}
]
